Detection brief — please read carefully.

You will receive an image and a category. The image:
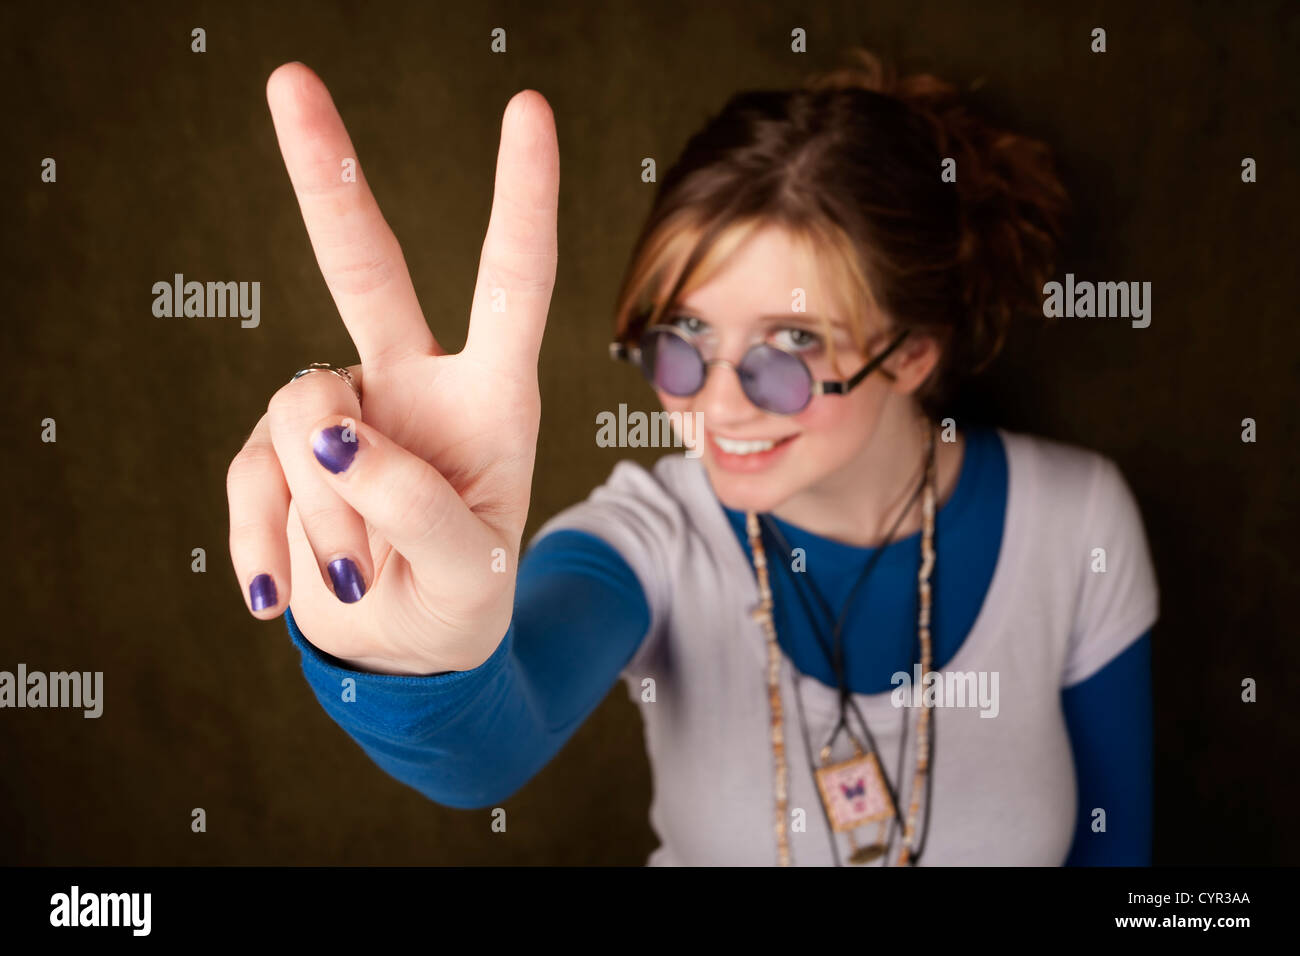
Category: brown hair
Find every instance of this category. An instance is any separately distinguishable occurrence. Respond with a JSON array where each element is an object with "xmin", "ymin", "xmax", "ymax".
[{"xmin": 611, "ymin": 48, "xmax": 1070, "ymax": 417}]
